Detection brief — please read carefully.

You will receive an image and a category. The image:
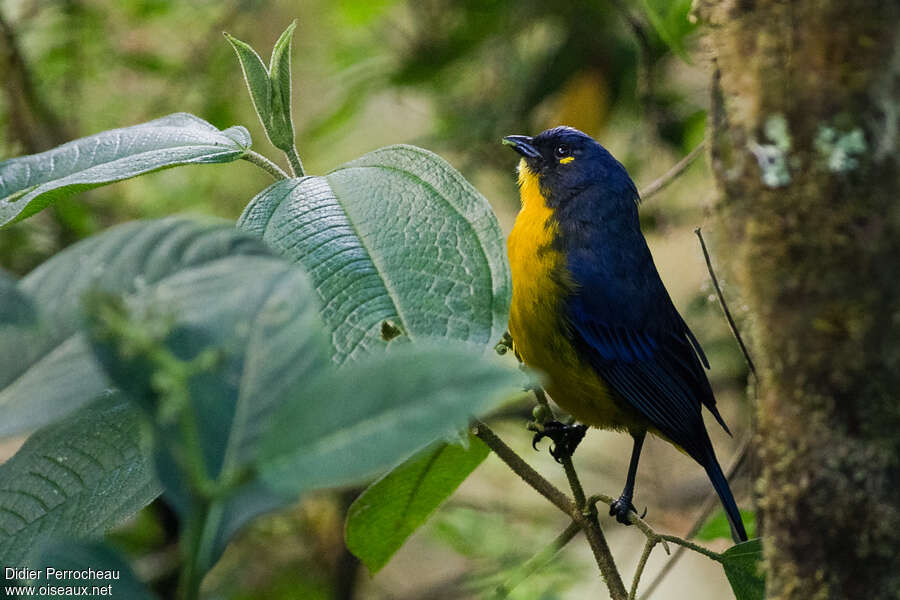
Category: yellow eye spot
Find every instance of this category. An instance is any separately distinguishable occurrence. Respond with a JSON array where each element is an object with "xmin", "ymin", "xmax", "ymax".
[{"xmin": 560, "ymin": 156, "xmax": 575, "ymax": 164}]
